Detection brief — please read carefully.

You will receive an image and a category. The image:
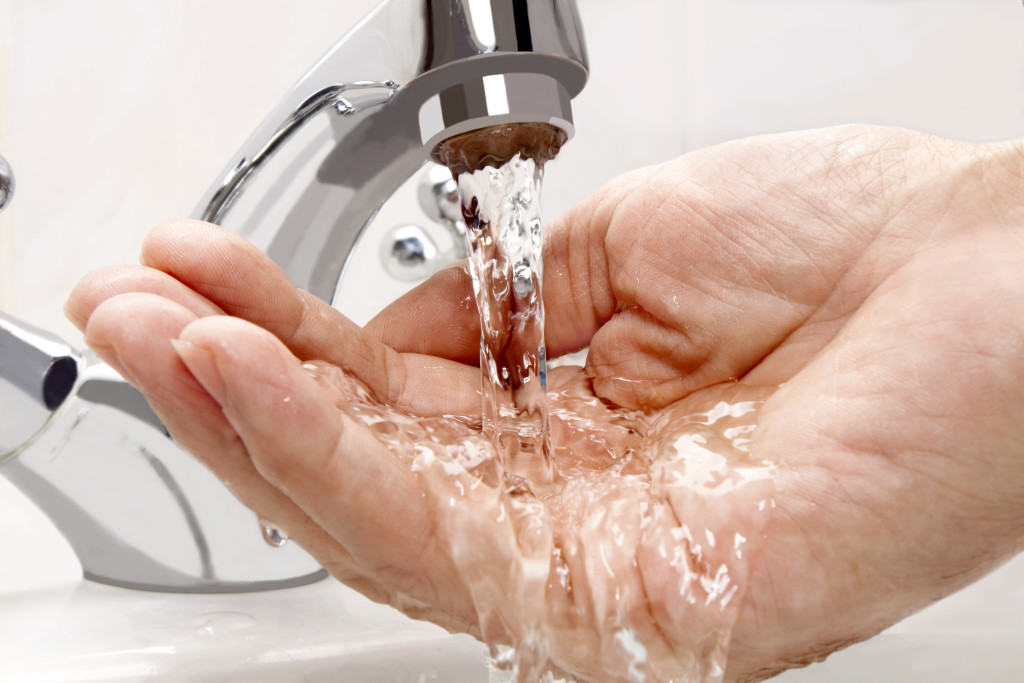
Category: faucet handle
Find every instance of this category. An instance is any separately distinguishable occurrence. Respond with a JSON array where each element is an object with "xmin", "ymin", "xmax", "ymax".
[{"xmin": 0, "ymin": 311, "xmax": 80, "ymax": 460}]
